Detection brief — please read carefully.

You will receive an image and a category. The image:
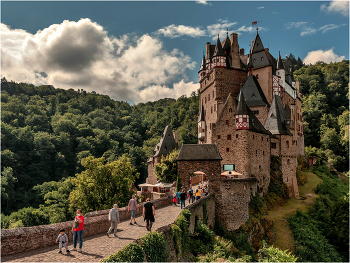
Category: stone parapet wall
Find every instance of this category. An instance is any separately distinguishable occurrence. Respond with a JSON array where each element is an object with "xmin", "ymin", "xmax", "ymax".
[
  {"xmin": 184, "ymin": 193, "xmax": 215, "ymax": 234},
  {"xmin": 1, "ymin": 197, "xmax": 172, "ymax": 256}
]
